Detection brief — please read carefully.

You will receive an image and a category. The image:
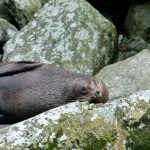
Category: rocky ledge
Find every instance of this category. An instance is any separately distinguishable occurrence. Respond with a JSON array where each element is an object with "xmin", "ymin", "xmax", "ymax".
[{"xmin": 0, "ymin": 90, "xmax": 149, "ymax": 149}]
